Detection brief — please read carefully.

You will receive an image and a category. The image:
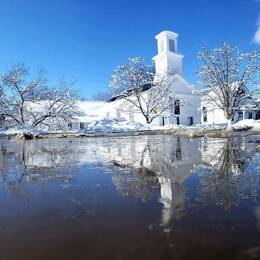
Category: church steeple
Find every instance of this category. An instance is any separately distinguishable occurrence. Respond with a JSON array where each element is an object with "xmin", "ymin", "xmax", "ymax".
[{"xmin": 152, "ymin": 31, "xmax": 184, "ymax": 76}]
